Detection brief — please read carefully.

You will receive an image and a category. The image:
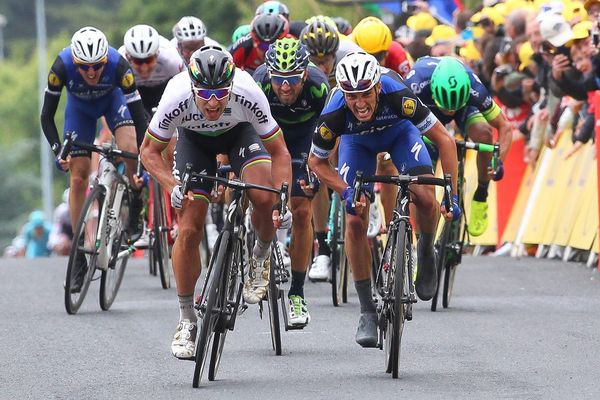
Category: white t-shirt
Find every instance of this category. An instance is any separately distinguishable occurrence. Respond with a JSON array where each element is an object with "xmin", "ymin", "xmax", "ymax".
[
  {"xmin": 118, "ymin": 36, "xmax": 184, "ymax": 88},
  {"xmin": 147, "ymin": 68, "xmax": 279, "ymax": 142}
]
